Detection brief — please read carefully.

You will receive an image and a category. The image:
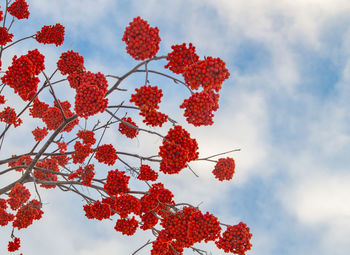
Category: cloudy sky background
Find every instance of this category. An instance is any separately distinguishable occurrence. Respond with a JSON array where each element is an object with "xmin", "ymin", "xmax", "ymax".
[{"xmin": 1, "ymin": 0, "xmax": 350, "ymax": 254}]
